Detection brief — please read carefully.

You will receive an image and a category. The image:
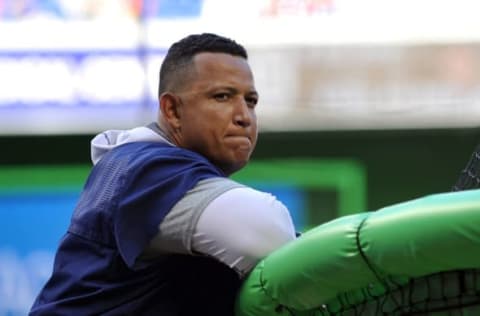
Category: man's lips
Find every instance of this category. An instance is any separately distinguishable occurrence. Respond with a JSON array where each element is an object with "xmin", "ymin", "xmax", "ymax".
[{"xmin": 225, "ymin": 135, "xmax": 252, "ymax": 148}]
